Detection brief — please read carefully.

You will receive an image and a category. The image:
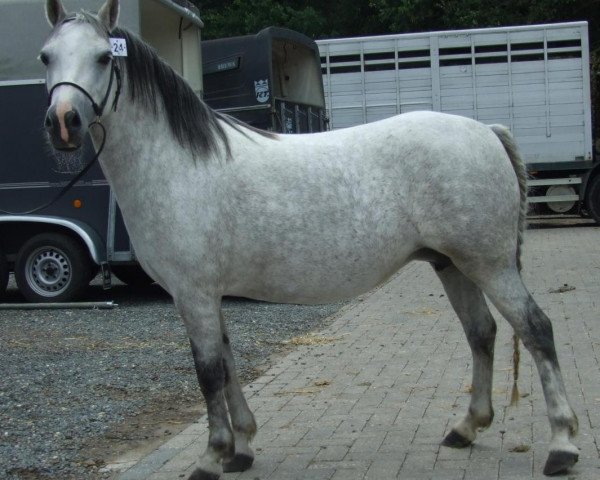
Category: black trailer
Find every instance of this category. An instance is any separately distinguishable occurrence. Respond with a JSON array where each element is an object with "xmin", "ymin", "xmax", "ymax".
[
  {"xmin": 202, "ymin": 27, "xmax": 327, "ymax": 133},
  {"xmin": 0, "ymin": 0, "xmax": 204, "ymax": 302}
]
